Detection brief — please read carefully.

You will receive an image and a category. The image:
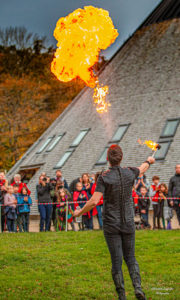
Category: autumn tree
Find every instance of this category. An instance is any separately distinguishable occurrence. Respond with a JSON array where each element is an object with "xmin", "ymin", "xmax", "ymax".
[{"xmin": 0, "ymin": 27, "xmax": 107, "ymax": 171}]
